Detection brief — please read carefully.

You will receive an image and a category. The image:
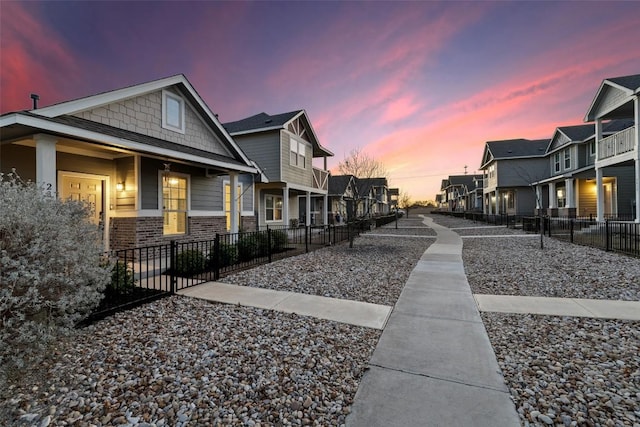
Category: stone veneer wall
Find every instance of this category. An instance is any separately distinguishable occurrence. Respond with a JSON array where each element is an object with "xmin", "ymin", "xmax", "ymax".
[{"xmin": 241, "ymin": 216, "xmax": 257, "ymax": 232}]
